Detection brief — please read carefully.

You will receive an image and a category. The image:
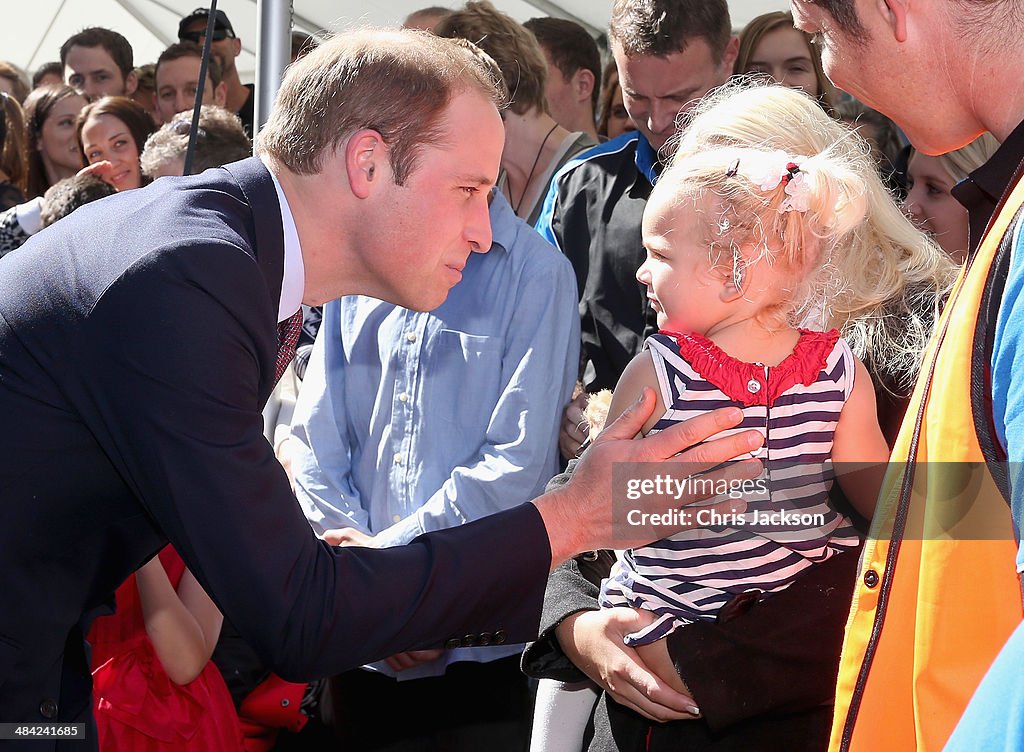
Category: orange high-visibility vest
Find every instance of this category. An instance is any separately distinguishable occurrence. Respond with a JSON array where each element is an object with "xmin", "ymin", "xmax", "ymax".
[{"xmin": 828, "ymin": 176, "xmax": 1024, "ymax": 751}]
